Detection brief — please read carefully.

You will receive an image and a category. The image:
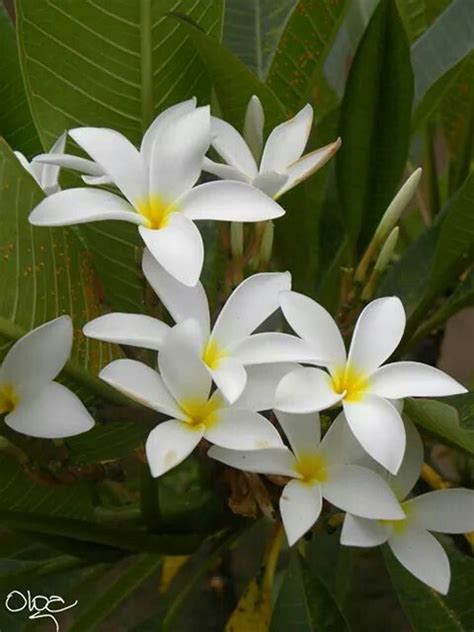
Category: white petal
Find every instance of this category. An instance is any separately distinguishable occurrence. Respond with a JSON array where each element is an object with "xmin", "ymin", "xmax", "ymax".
[
  {"xmin": 371, "ymin": 362, "xmax": 467, "ymax": 398},
  {"xmin": 202, "ymin": 158, "xmax": 250, "ymax": 183},
  {"xmin": 231, "ymin": 333, "xmax": 322, "ymax": 365},
  {"xmin": 209, "ymin": 357, "xmax": 247, "ymax": 405},
  {"xmin": 344, "ymin": 395, "xmax": 406, "ymax": 475},
  {"xmin": 69, "ymin": 127, "xmax": 147, "ymax": 205},
  {"xmin": 39, "ymin": 132, "xmax": 67, "ymax": 192},
  {"xmin": 82, "ymin": 174, "xmax": 113, "ymax": 185},
  {"xmin": 99, "ymin": 359, "xmax": 181, "ymax": 418},
  {"xmin": 141, "ymin": 98, "xmax": 197, "ymax": 164},
  {"xmin": 389, "ymin": 527, "xmax": 450, "ymax": 594},
  {"xmin": 29, "ymin": 188, "xmax": 141, "ymax": 227},
  {"xmin": 260, "ymin": 104, "xmax": 313, "ymax": 173},
  {"xmin": 406, "ymin": 489, "xmax": 474, "ymax": 533},
  {"xmin": 83, "ymin": 313, "xmax": 170, "ymax": 351},
  {"xmin": 233, "ymin": 363, "xmax": 298, "ymax": 411},
  {"xmin": 274, "ymin": 410, "xmax": 320, "ymax": 457},
  {"xmin": 341, "ymin": 514, "xmax": 389, "ymax": 547},
  {"xmin": 141, "ymin": 248, "xmax": 210, "ymax": 338},
  {"xmin": 347, "ymin": 297, "xmax": 405, "ymax": 375},
  {"xmin": 252, "ymin": 172, "xmax": 288, "ymax": 199},
  {"xmin": 14, "ymin": 151, "xmax": 32, "ymax": 173},
  {"xmin": 205, "ymin": 408, "xmax": 284, "ymax": 450},
  {"xmin": 208, "ymin": 445, "xmax": 296, "ymax": 477},
  {"xmin": 275, "ymin": 367, "xmax": 341, "ymax": 413},
  {"xmin": 210, "ymin": 116, "xmax": 258, "ymax": 178},
  {"xmin": 158, "ymin": 320, "xmax": 211, "ymax": 406},
  {"xmin": 211, "ymin": 272, "xmax": 291, "ymax": 348},
  {"xmin": 319, "ymin": 411, "xmax": 368, "ymax": 466},
  {"xmin": 243, "ymin": 95, "xmax": 265, "ymax": 161},
  {"xmin": 280, "ymin": 291, "xmax": 346, "ymax": 367},
  {"xmin": 1, "ymin": 316, "xmax": 72, "ymax": 391},
  {"xmin": 146, "ymin": 419, "xmax": 203, "ymax": 478},
  {"xmin": 139, "ymin": 213, "xmax": 204, "ymax": 287},
  {"xmin": 149, "ymin": 106, "xmax": 210, "ymax": 202},
  {"xmin": 278, "ymin": 139, "xmax": 341, "ymax": 197},
  {"xmin": 33, "ymin": 153, "xmax": 106, "ymax": 177},
  {"xmin": 5, "ymin": 382, "xmax": 94, "ymax": 439},
  {"xmin": 324, "ymin": 464, "xmax": 404, "ymax": 519},
  {"xmin": 280, "ymin": 479, "xmax": 322, "ymax": 546},
  {"xmin": 180, "ymin": 181, "xmax": 285, "ymax": 222},
  {"xmin": 390, "ymin": 418, "xmax": 423, "ymax": 500}
]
